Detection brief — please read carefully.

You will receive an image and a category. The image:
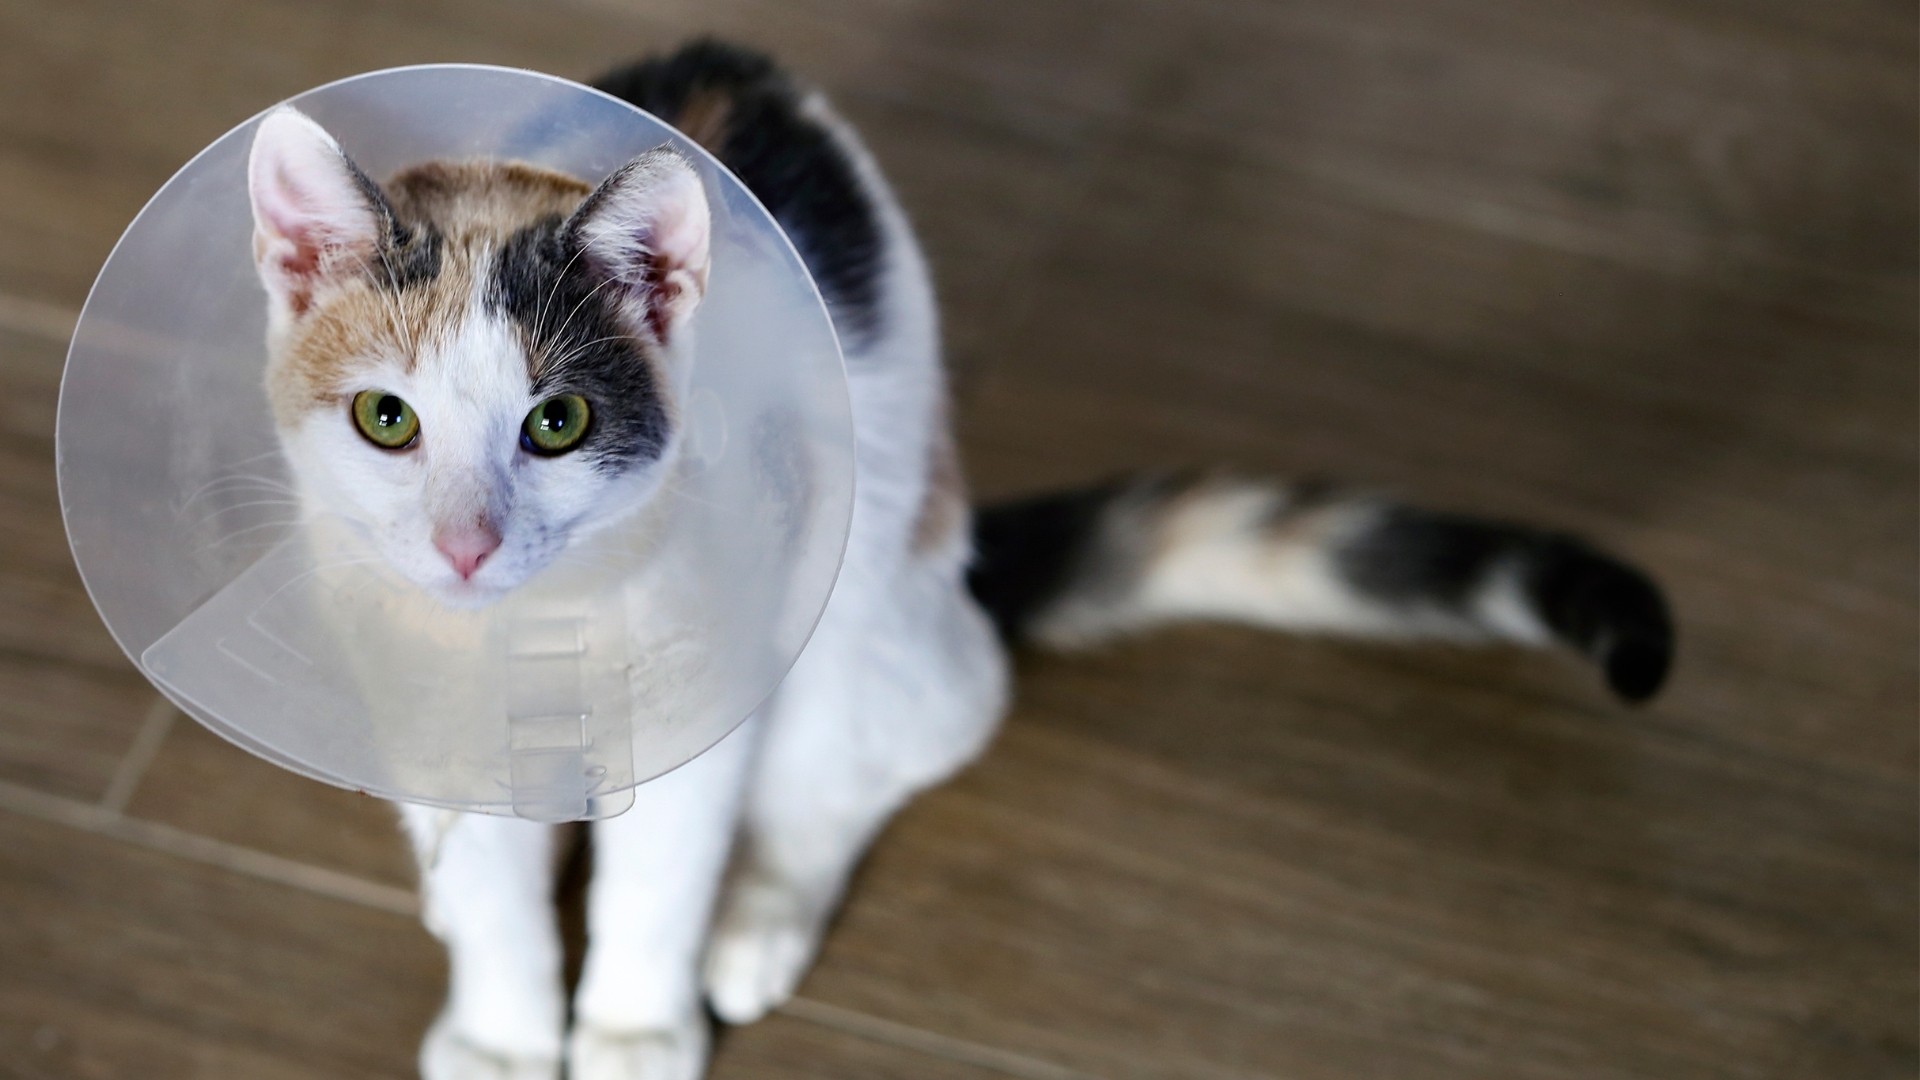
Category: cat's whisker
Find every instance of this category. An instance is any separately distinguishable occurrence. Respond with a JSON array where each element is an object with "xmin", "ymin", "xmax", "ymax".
[
  {"xmin": 181, "ymin": 489, "xmax": 296, "ymax": 515},
  {"xmin": 188, "ymin": 475, "xmax": 299, "ymax": 494},
  {"xmin": 349, "ymin": 245, "xmax": 416, "ymax": 363},
  {"xmin": 346, "ymin": 249, "xmax": 397, "ymax": 334},
  {"xmin": 538, "ymin": 334, "xmax": 632, "ymax": 376},
  {"xmin": 187, "ymin": 498, "xmax": 307, "ymax": 524},
  {"xmin": 659, "ymin": 476, "xmax": 731, "ymax": 513},
  {"xmin": 189, "ymin": 496, "xmax": 305, "ymax": 514},
  {"xmin": 371, "ymin": 246, "xmax": 420, "ymax": 360},
  {"xmin": 308, "ymin": 554, "xmax": 385, "ymax": 574},
  {"xmin": 212, "ymin": 448, "xmax": 288, "ymax": 474},
  {"xmin": 202, "ymin": 513, "xmax": 302, "ymax": 536},
  {"xmin": 180, "ymin": 489, "xmax": 301, "ymax": 513},
  {"xmin": 529, "ymin": 240, "xmax": 595, "ymax": 361},
  {"xmin": 191, "ymin": 516, "xmax": 305, "ymax": 556},
  {"xmin": 181, "ymin": 470, "xmax": 300, "ymax": 506},
  {"xmin": 194, "ymin": 483, "xmax": 303, "ymax": 498},
  {"xmin": 543, "ymin": 332, "xmax": 629, "ymax": 365},
  {"xmin": 544, "ymin": 271, "xmax": 622, "ymax": 364},
  {"xmin": 180, "ymin": 491, "xmax": 302, "ymax": 519}
]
